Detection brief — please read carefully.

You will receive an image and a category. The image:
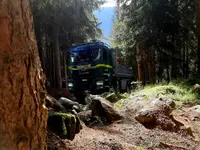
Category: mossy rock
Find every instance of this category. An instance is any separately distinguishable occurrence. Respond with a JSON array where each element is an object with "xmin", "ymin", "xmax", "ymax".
[{"xmin": 48, "ymin": 111, "xmax": 81, "ymax": 140}]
